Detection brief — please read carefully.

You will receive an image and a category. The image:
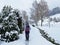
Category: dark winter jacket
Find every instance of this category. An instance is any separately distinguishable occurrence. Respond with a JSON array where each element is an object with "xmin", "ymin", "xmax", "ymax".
[{"xmin": 25, "ymin": 22, "xmax": 30, "ymax": 32}]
